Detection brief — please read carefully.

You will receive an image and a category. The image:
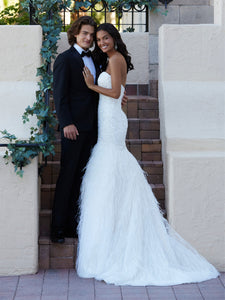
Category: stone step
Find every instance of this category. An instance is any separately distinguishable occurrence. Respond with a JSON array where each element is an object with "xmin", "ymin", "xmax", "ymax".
[
  {"xmin": 127, "ymin": 139, "xmax": 162, "ymax": 161},
  {"xmin": 41, "ymin": 156, "xmax": 162, "ymax": 190},
  {"xmin": 151, "ymin": 183, "xmax": 165, "ymax": 202},
  {"xmin": 40, "ymin": 161, "xmax": 164, "ymax": 210},
  {"xmin": 40, "ymin": 161, "xmax": 60, "ymax": 186},
  {"xmin": 48, "ymin": 136, "xmax": 162, "ymax": 163},
  {"xmin": 49, "ymin": 95, "xmax": 159, "ymax": 119},
  {"xmin": 40, "ymin": 181, "xmax": 165, "ymax": 207},
  {"xmin": 127, "ymin": 119, "xmax": 160, "ymax": 139},
  {"xmin": 39, "ymin": 183, "xmax": 165, "ymax": 236},
  {"xmin": 140, "ymin": 161, "xmax": 163, "ymax": 185},
  {"xmin": 41, "ymin": 184, "xmax": 55, "ymax": 210},
  {"xmin": 40, "ymin": 139, "xmax": 162, "ymax": 184},
  {"xmin": 123, "ymin": 96, "xmax": 159, "ymax": 119},
  {"xmin": 141, "ymin": 161, "xmax": 163, "ymax": 175},
  {"xmin": 39, "ymin": 236, "xmax": 77, "ymax": 269},
  {"xmin": 53, "ymin": 118, "xmax": 160, "ymax": 141},
  {"xmin": 39, "ymin": 209, "xmax": 52, "ymax": 236}
]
